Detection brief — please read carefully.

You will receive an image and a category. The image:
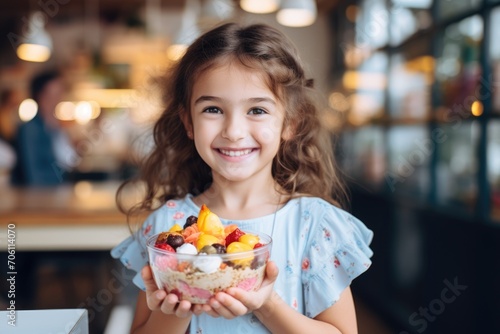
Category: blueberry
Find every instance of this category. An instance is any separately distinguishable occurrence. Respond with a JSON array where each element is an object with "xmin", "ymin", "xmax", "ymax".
[
  {"xmin": 183, "ymin": 215, "xmax": 198, "ymax": 229},
  {"xmin": 166, "ymin": 233, "xmax": 185, "ymax": 249}
]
